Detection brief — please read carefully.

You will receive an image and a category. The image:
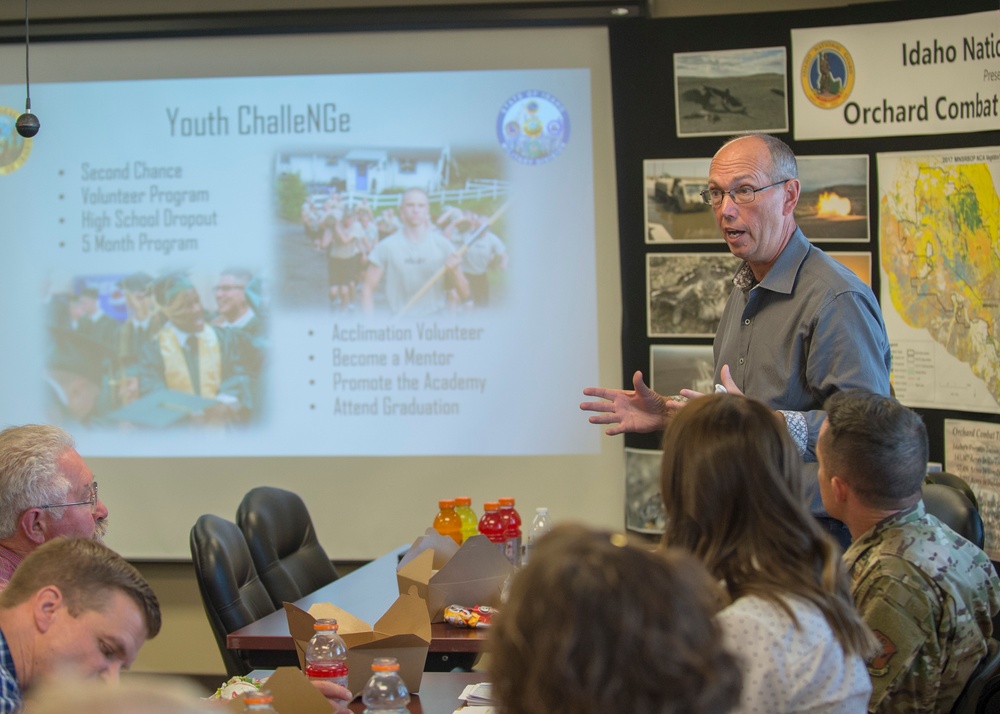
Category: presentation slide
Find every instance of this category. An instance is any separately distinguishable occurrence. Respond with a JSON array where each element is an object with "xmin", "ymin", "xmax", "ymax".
[
  {"xmin": 0, "ymin": 27, "xmax": 622, "ymax": 559},
  {"xmin": 1, "ymin": 49, "xmax": 601, "ymax": 458}
]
